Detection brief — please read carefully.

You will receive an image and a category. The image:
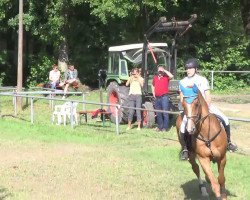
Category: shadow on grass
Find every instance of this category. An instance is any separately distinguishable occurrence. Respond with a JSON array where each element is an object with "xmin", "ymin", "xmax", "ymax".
[
  {"xmin": 181, "ymin": 179, "xmax": 237, "ymax": 200},
  {"xmin": 181, "ymin": 179, "xmax": 206, "ymax": 200},
  {"xmin": 1, "ymin": 114, "xmax": 29, "ymax": 122},
  {"xmin": 0, "ymin": 187, "xmax": 12, "ymax": 200},
  {"xmin": 78, "ymin": 123, "xmax": 115, "ymax": 132}
]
